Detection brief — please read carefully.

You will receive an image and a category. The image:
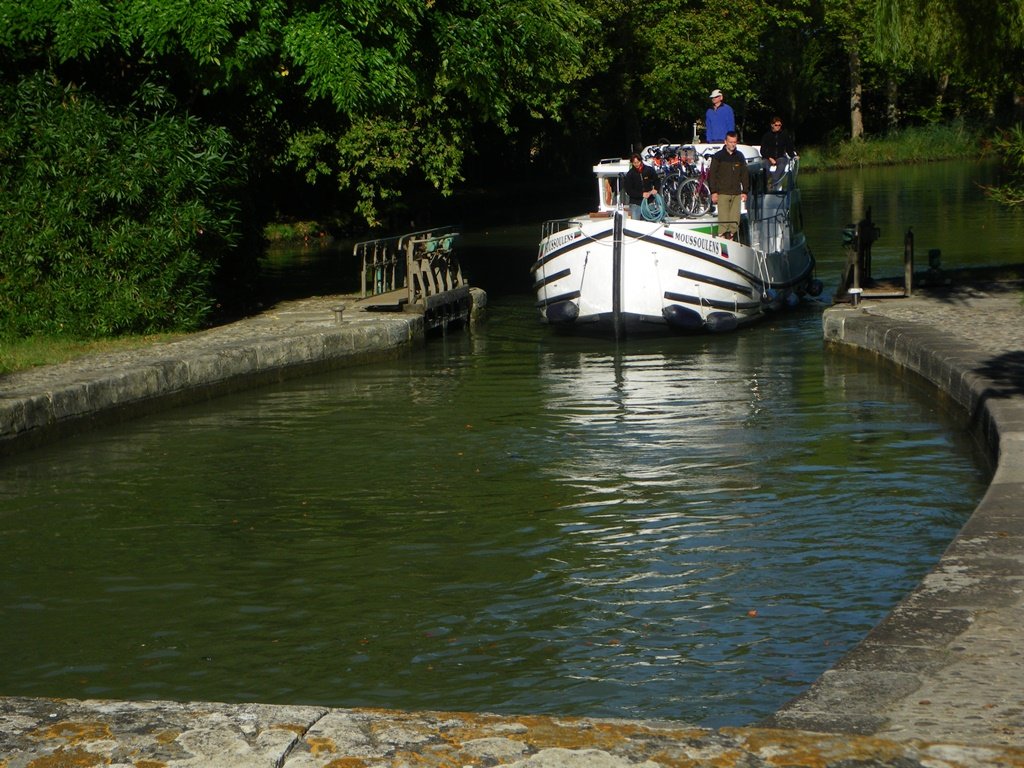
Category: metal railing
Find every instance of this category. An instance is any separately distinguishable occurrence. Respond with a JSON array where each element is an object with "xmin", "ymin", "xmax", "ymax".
[
  {"xmin": 354, "ymin": 225, "xmax": 463, "ymax": 304},
  {"xmin": 540, "ymin": 218, "xmax": 578, "ymax": 241}
]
